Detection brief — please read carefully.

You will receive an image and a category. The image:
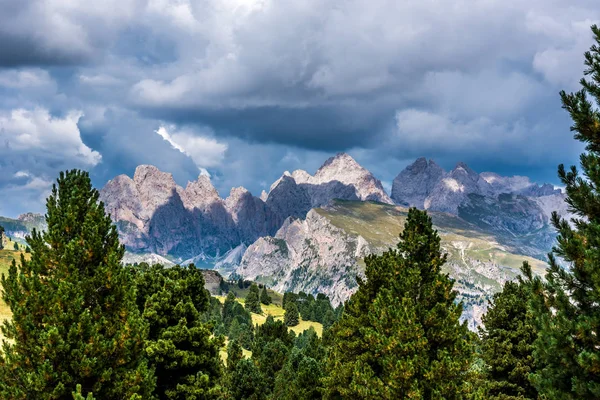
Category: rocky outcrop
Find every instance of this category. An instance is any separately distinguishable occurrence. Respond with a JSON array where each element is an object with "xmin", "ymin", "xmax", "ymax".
[
  {"xmin": 391, "ymin": 157, "xmax": 444, "ymax": 208},
  {"xmin": 122, "ymin": 252, "xmax": 175, "ymax": 267},
  {"xmin": 100, "ymin": 165, "xmax": 265, "ymax": 260},
  {"xmin": 235, "ymin": 200, "xmax": 549, "ymax": 329},
  {"xmin": 0, "ymin": 212, "xmax": 46, "ymax": 241},
  {"xmin": 237, "ymin": 209, "xmax": 368, "ymax": 305},
  {"xmin": 424, "ymin": 162, "xmax": 494, "ymax": 214},
  {"xmin": 266, "ymin": 153, "xmax": 393, "ymax": 223}
]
